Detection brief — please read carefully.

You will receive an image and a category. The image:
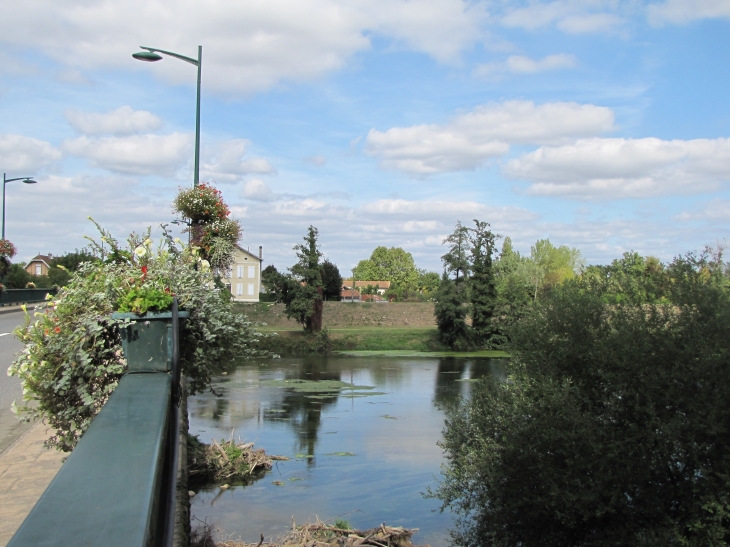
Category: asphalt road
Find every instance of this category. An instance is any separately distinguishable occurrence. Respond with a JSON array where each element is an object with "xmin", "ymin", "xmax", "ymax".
[{"xmin": 0, "ymin": 310, "xmax": 32, "ymax": 454}]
